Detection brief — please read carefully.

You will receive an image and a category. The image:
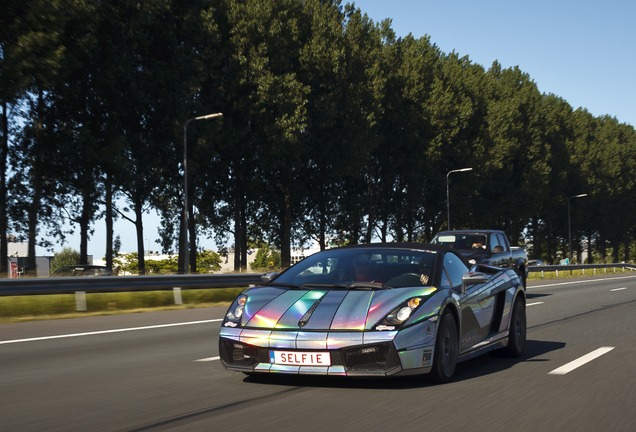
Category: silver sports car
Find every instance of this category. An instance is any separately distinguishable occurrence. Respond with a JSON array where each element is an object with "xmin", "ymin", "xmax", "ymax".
[{"xmin": 219, "ymin": 243, "xmax": 526, "ymax": 382}]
